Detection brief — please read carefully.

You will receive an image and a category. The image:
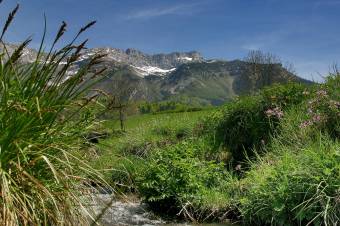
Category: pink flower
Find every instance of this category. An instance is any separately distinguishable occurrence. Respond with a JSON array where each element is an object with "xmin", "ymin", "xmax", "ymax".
[
  {"xmin": 299, "ymin": 120, "xmax": 313, "ymax": 128},
  {"xmin": 265, "ymin": 107, "xmax": 284, "ymax": 119},
  {"xmin": 316, "ymin": 90, "xmax": 328, "ymax": 97},
  {"xmin": 329, "ymin": 100, "xmax": 340, "ymax": 110},
  {"xmin": 312, "ymin": 114, "xmax": 322, "ymax": 122}
]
